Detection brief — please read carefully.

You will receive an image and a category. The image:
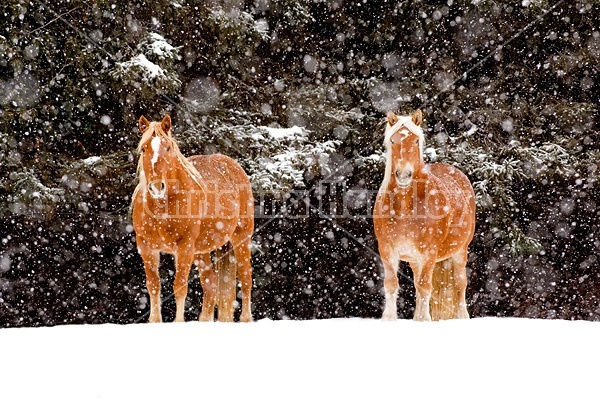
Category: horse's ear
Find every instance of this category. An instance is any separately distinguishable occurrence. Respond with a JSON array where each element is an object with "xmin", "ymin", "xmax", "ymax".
[
  {"xmin": 139, "ymin": 116, "xmax": 150, "ymax": 133},
  {"xmin": 412, "ymin": 110, "xmax": 423, "ymax": 126},
  {"xmin": 387, "ymin": 111, "xmax": 399, "ymax": 127},
  {"xmin": 161, "ymin": 114, "xmax": 172, "ymax": 135}
]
